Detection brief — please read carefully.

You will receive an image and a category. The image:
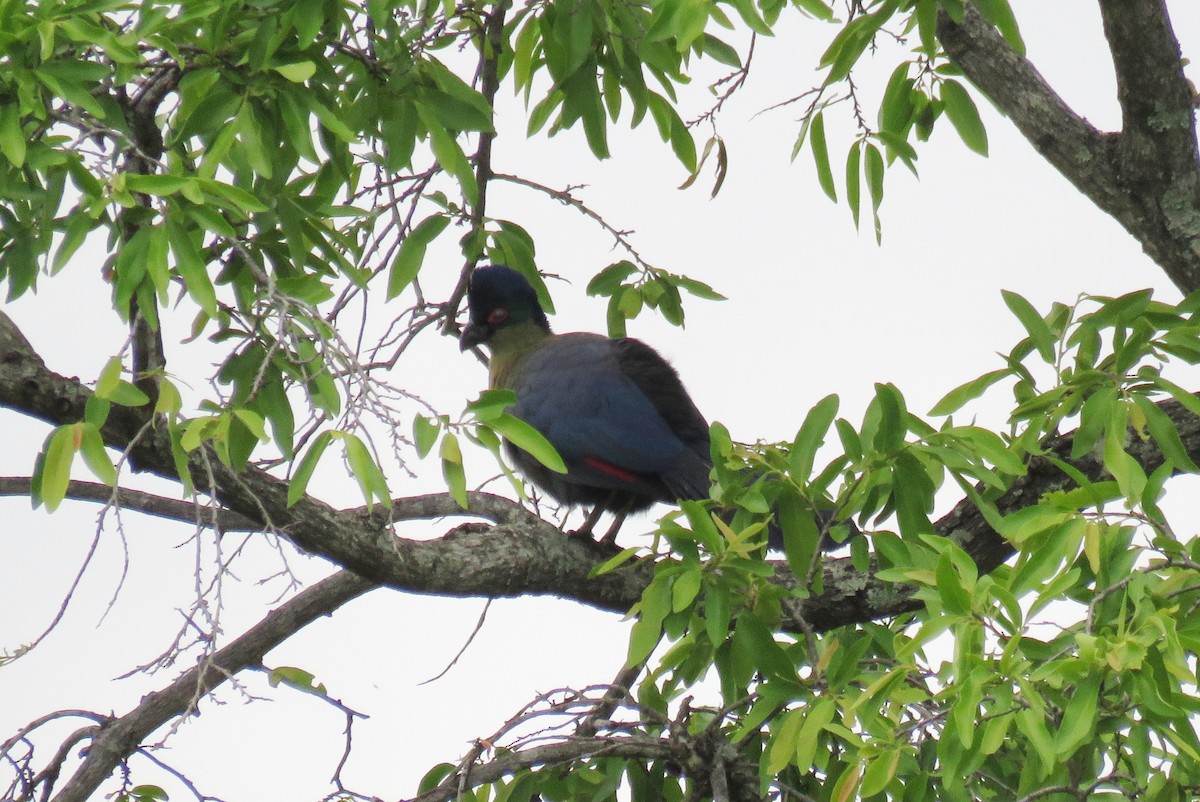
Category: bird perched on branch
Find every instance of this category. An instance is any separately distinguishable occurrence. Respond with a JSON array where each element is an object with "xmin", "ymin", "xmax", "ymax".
[{"xmin": 459, "ymin": 265, "xmax": 848, "ymax": 549}]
